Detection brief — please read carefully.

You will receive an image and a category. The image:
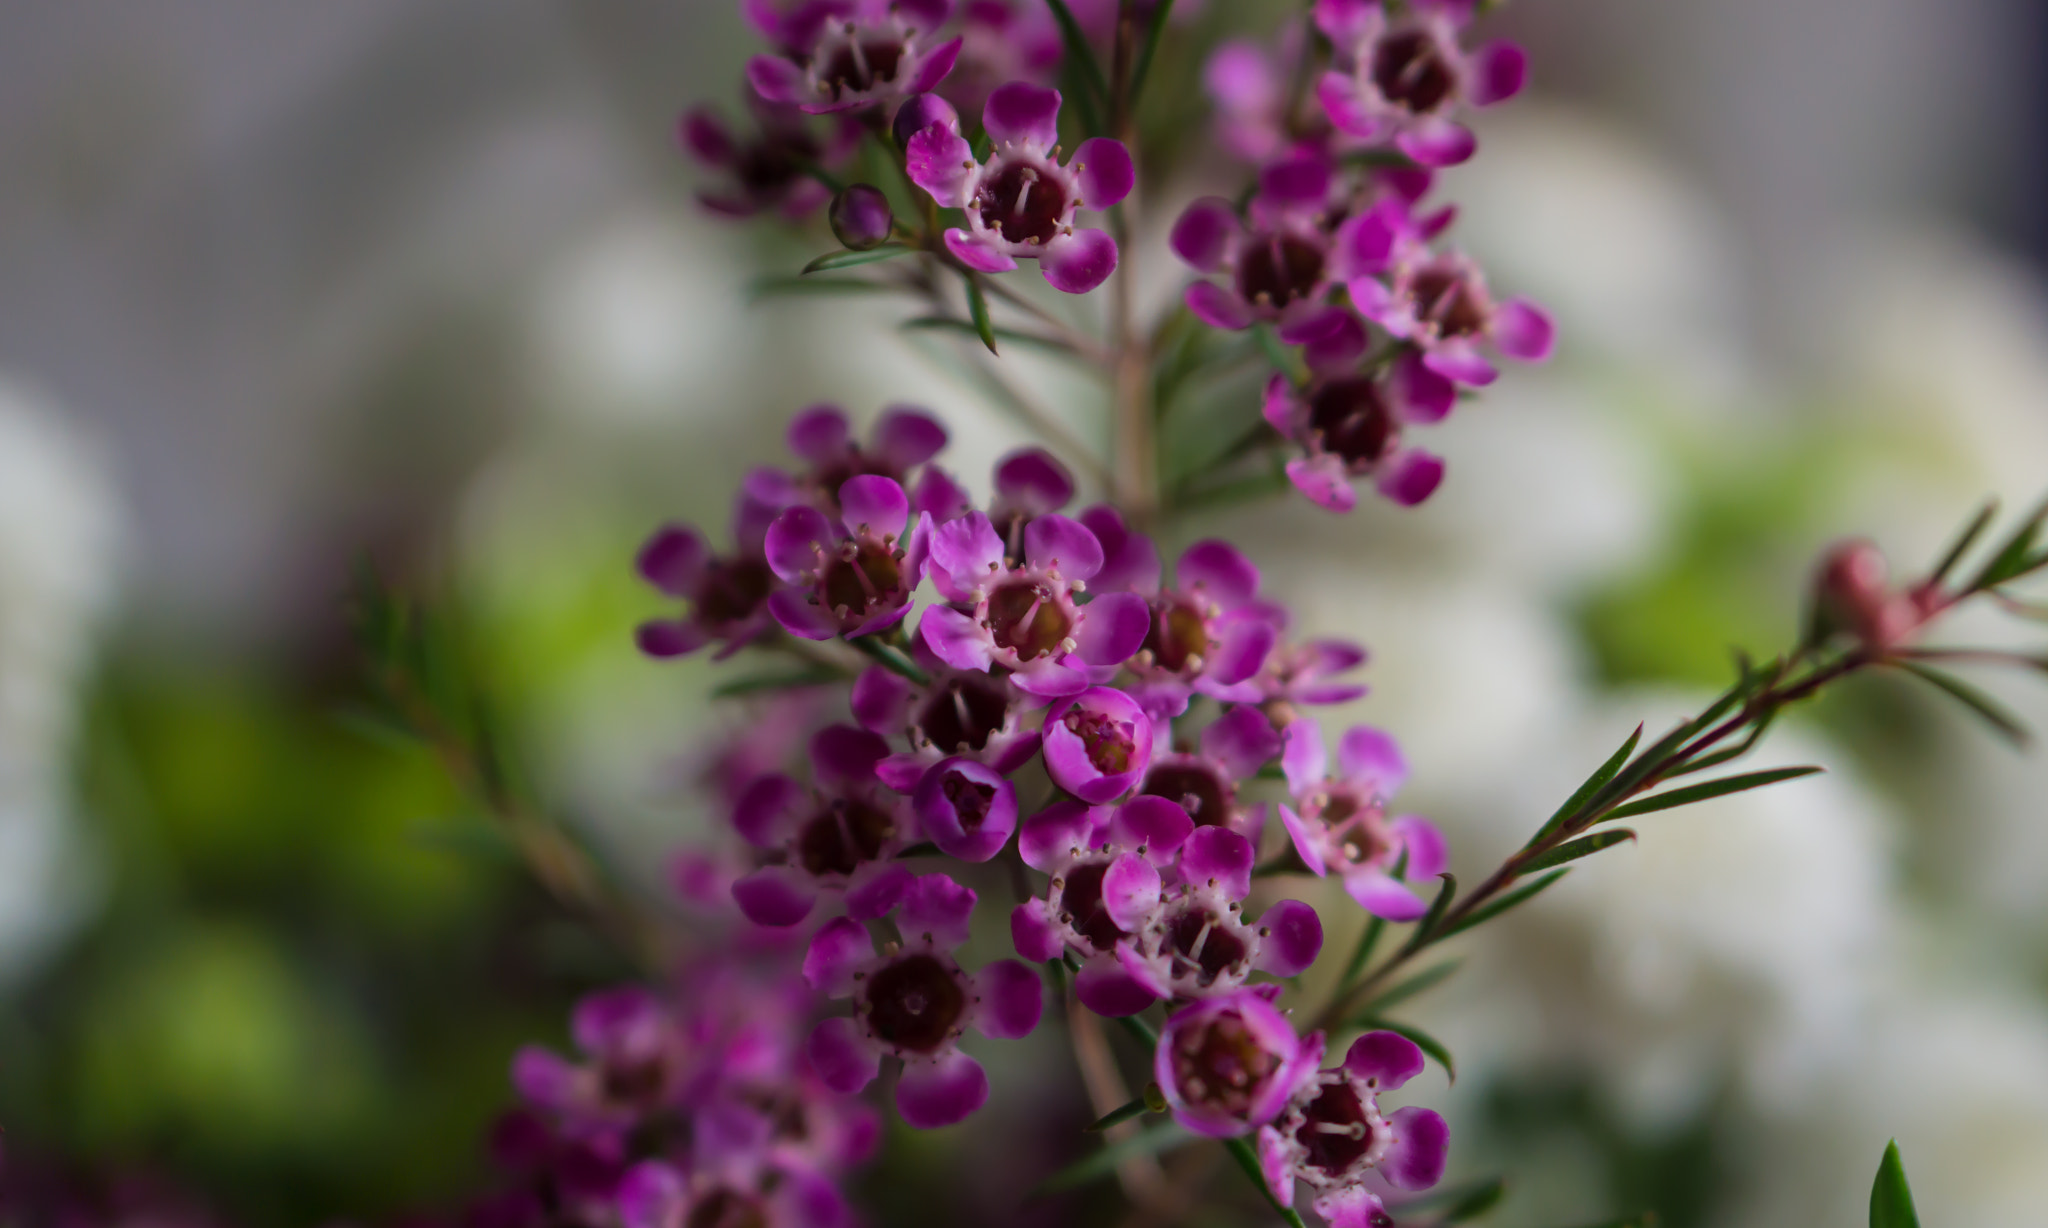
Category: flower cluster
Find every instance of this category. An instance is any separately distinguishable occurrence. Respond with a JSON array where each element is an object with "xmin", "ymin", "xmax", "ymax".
[
  {"xmin": 622, "ymin": 404, "xmax": 1452, "ymax": 1225},
  {"xmin": 1171, "ymin": 0, "xmax": 1554, "ymax": 512}
]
